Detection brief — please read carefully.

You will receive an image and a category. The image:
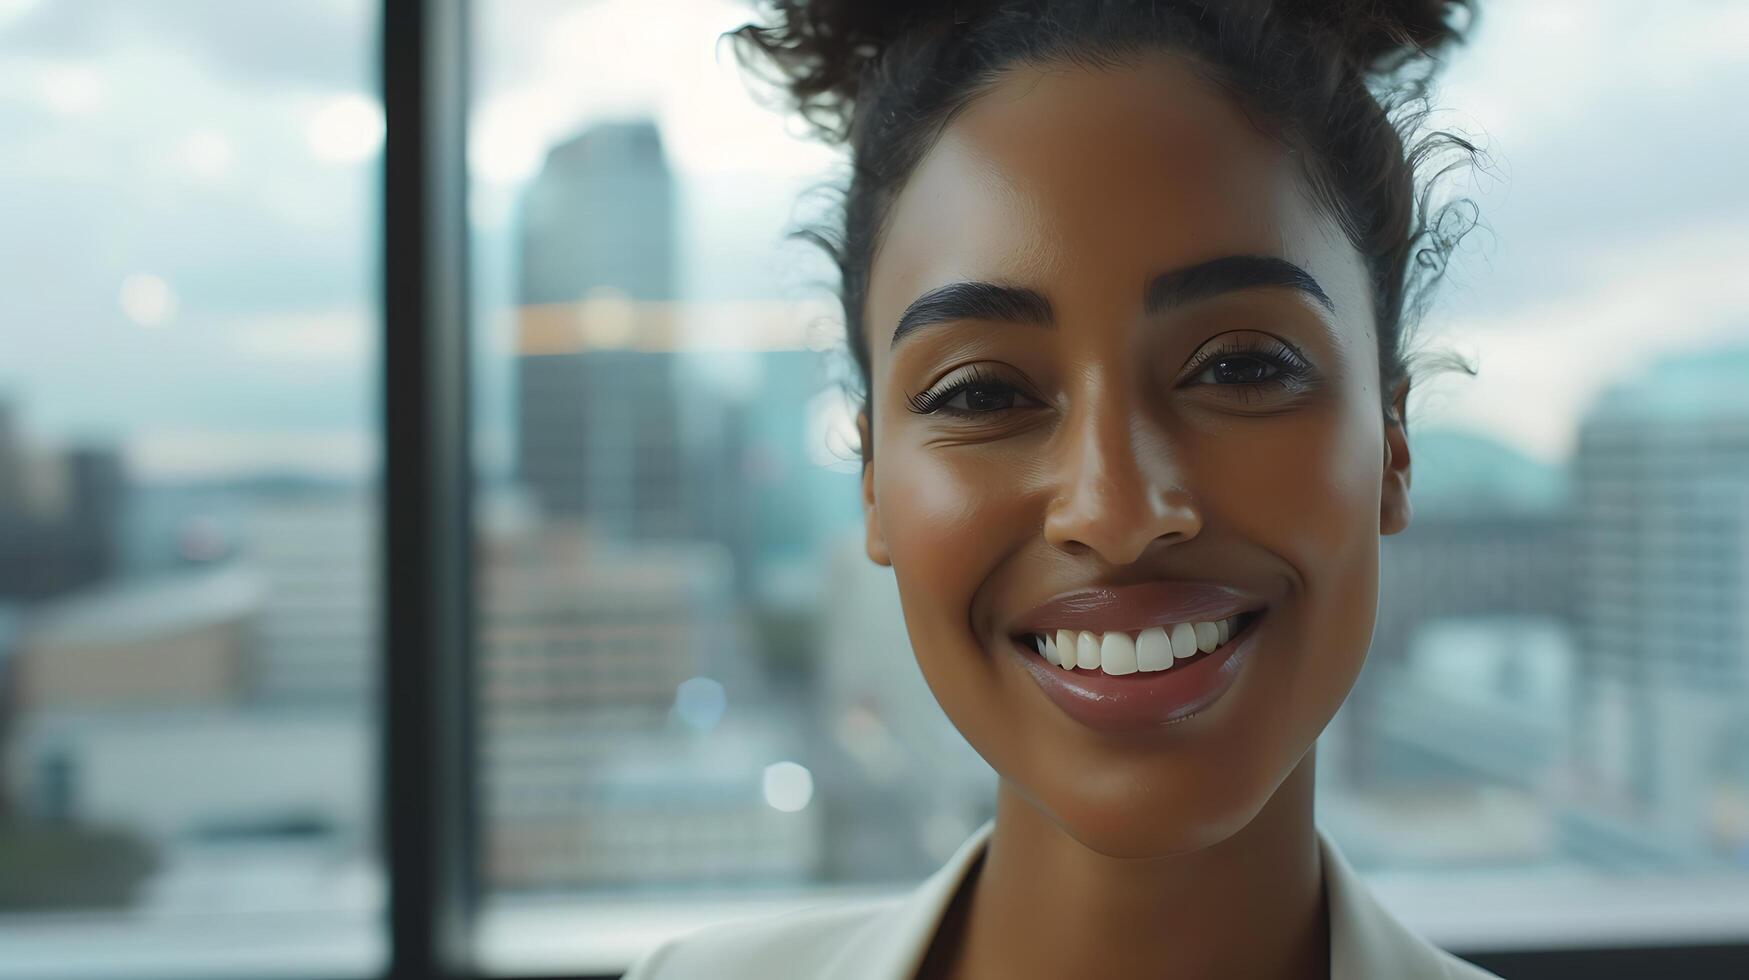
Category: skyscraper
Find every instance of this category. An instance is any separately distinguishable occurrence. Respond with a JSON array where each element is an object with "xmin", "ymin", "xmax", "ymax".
[
  {"xmin": 514, "ymin": 120, "xmax": 688, "ymax": 533},
  {"xmin": 1563, "ymin": 346, "xmax": 1749, "ymax": 869},
  {"xmin": 1330, "ymin": 429, "xmax": 1576, "ymax": 794},
  {"xmin": 0, "ymin": 408, "xmax": 124, "ymax": 602}
]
